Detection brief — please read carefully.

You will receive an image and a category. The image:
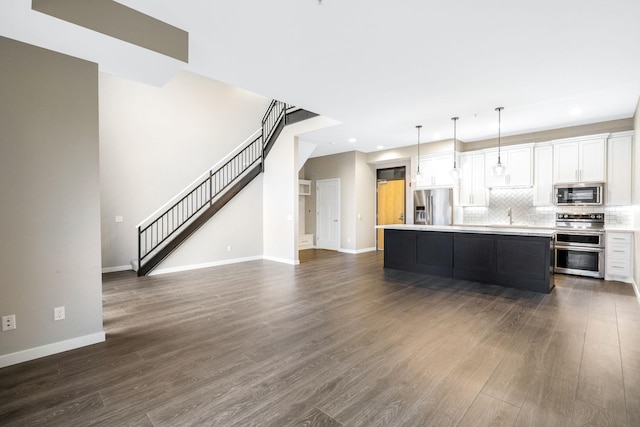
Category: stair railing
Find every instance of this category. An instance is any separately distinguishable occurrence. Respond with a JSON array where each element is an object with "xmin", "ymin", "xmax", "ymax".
[
  {"xmin": 136, "ymin": 100, "xmax": 296, "ymax": 273},
  {"xmin": 262, "ymin": 100, "xmax": 290, "ymax": 147},
  {"xmin": 137, "ymin": 130, "xmax": 261, "ymax": 269}
]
